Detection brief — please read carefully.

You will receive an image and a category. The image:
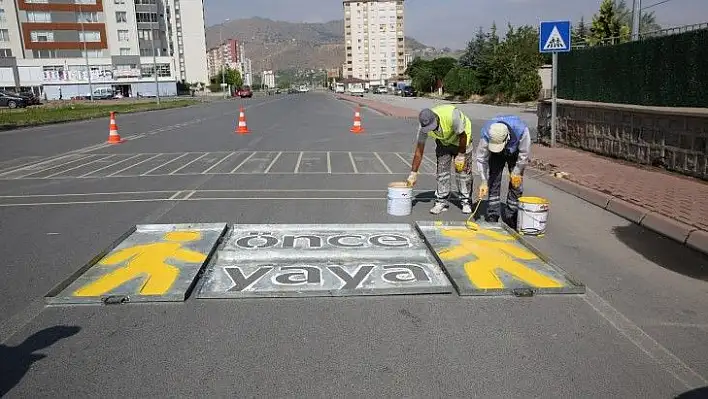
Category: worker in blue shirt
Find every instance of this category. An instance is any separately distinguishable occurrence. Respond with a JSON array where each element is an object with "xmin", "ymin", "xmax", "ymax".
[{"xmin": 475, "ymin": 115, "xmax": 532, "ymax": 225}]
